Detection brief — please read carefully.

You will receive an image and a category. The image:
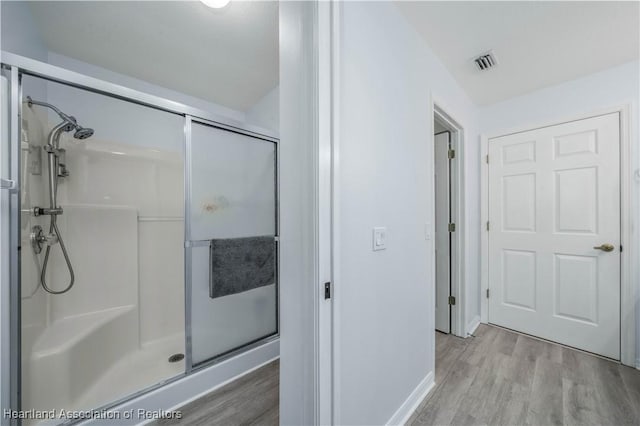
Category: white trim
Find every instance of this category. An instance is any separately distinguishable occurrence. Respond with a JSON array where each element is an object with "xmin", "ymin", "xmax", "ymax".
[
  {"xmin": 279, "ymin": 1, "xmax": 330, "ymax": 424},
  {"xmin": 428, "ymin": 92, "xmax": 437, "ymax": 381},
  {"xmin": 386, "ymin": 371, "xmax": 435, "ymax": 426},
  {"xmin": 80, "ymin": 340, "xmax": 279, "ymax": 425},
  {"xmin": 636, "ymin": 357, "xmax": 640, "ymax": 370},
  {"xmin": 466, "ymin": 315, "xmax": 481, "ymax": 336},
  {"xmin": 317, "ymin": 1, "xmax": 334, "ymax": 424},
  {"xmin": 617, "ymin": 104, "xmax": 635, "ymax": 368},
  {"xmin": 331, "ymin": 1, "xmax": 343, "ymax": 425},
  {"xmin": 479, "ymin": 104, "xmax": 635, "ymax": 367},
  {"xmin": 480, "ymin": 135, "xmax": 489, "ymax": 324},
  {"xmin": 431, "ymin": 99, "xmax": 466, "ymax": 338}
]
